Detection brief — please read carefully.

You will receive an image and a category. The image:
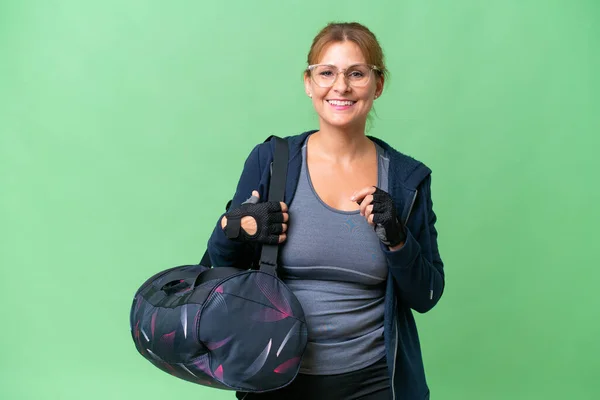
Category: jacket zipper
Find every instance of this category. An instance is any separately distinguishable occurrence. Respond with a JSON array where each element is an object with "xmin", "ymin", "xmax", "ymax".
[
  {"xmin": 403, "ymin": 189, "xmax": 418, "ymax": 227},
  {"xmin": 405, "ymin": 188, "xmax": 433, "ymax": 300},
  {"xmin": 392, "ymin": 305, "xmax": 399, "ymax": 400},
  {"xmin": 392, "ymin": 189, "xmax": 419, "ymax": 399}
]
